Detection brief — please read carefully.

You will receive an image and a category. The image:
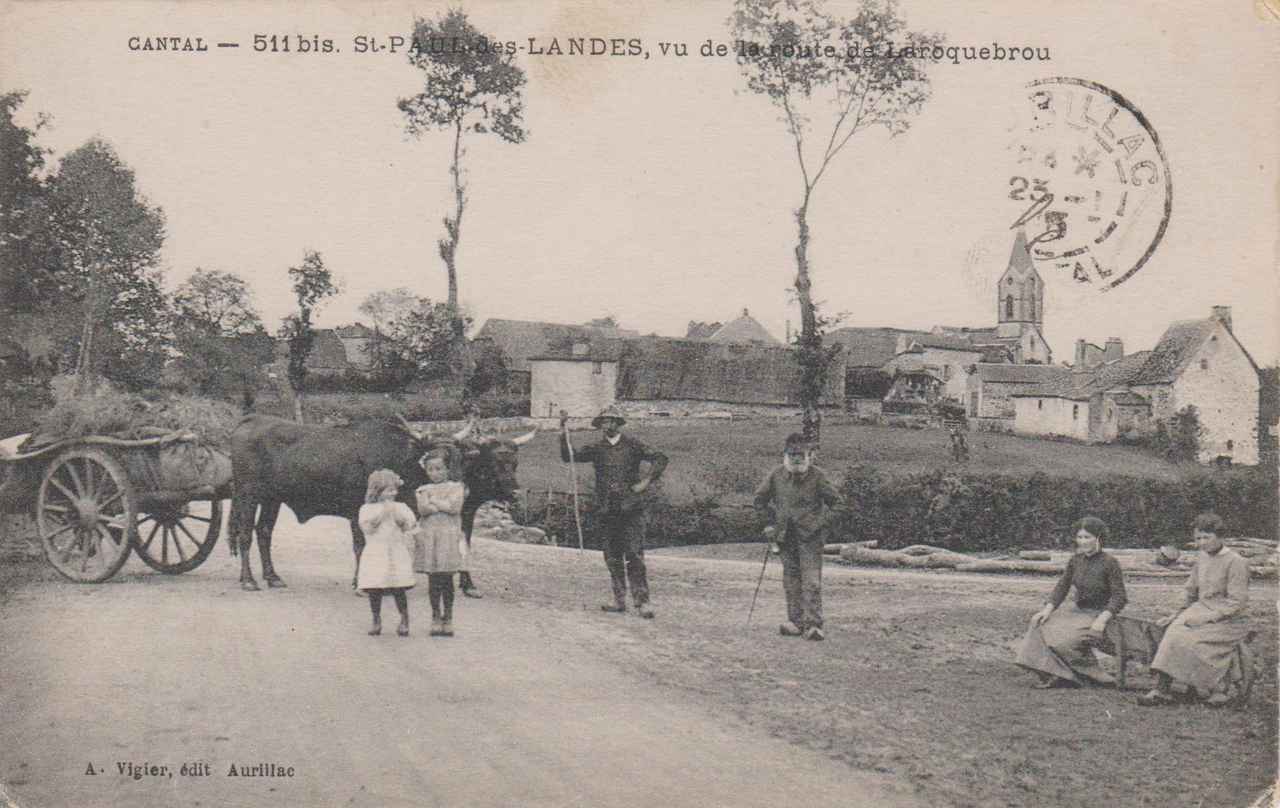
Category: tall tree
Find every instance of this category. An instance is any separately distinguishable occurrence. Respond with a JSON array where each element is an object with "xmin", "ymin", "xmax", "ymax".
[
  {"xmin": 398, "ymin": 9, "xmax": 527, "ymax": 389},
  {"xmin": 281, "ymin": 250, "xmax": 340, "ymax": 422},
  {"xmin": 0, "ymin": 90, "xmax": 53, "ymax": 316},
  {"xmin": 379, "ymin": 292, "xmax": 471, "ymax": 381},
  {"xmin": 730, "ymin": 0, "xmax": 940, "ymax": 440},
  {"xmin": 42, "ymin": 138, "xmax": 167, "ymax": 391}
]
